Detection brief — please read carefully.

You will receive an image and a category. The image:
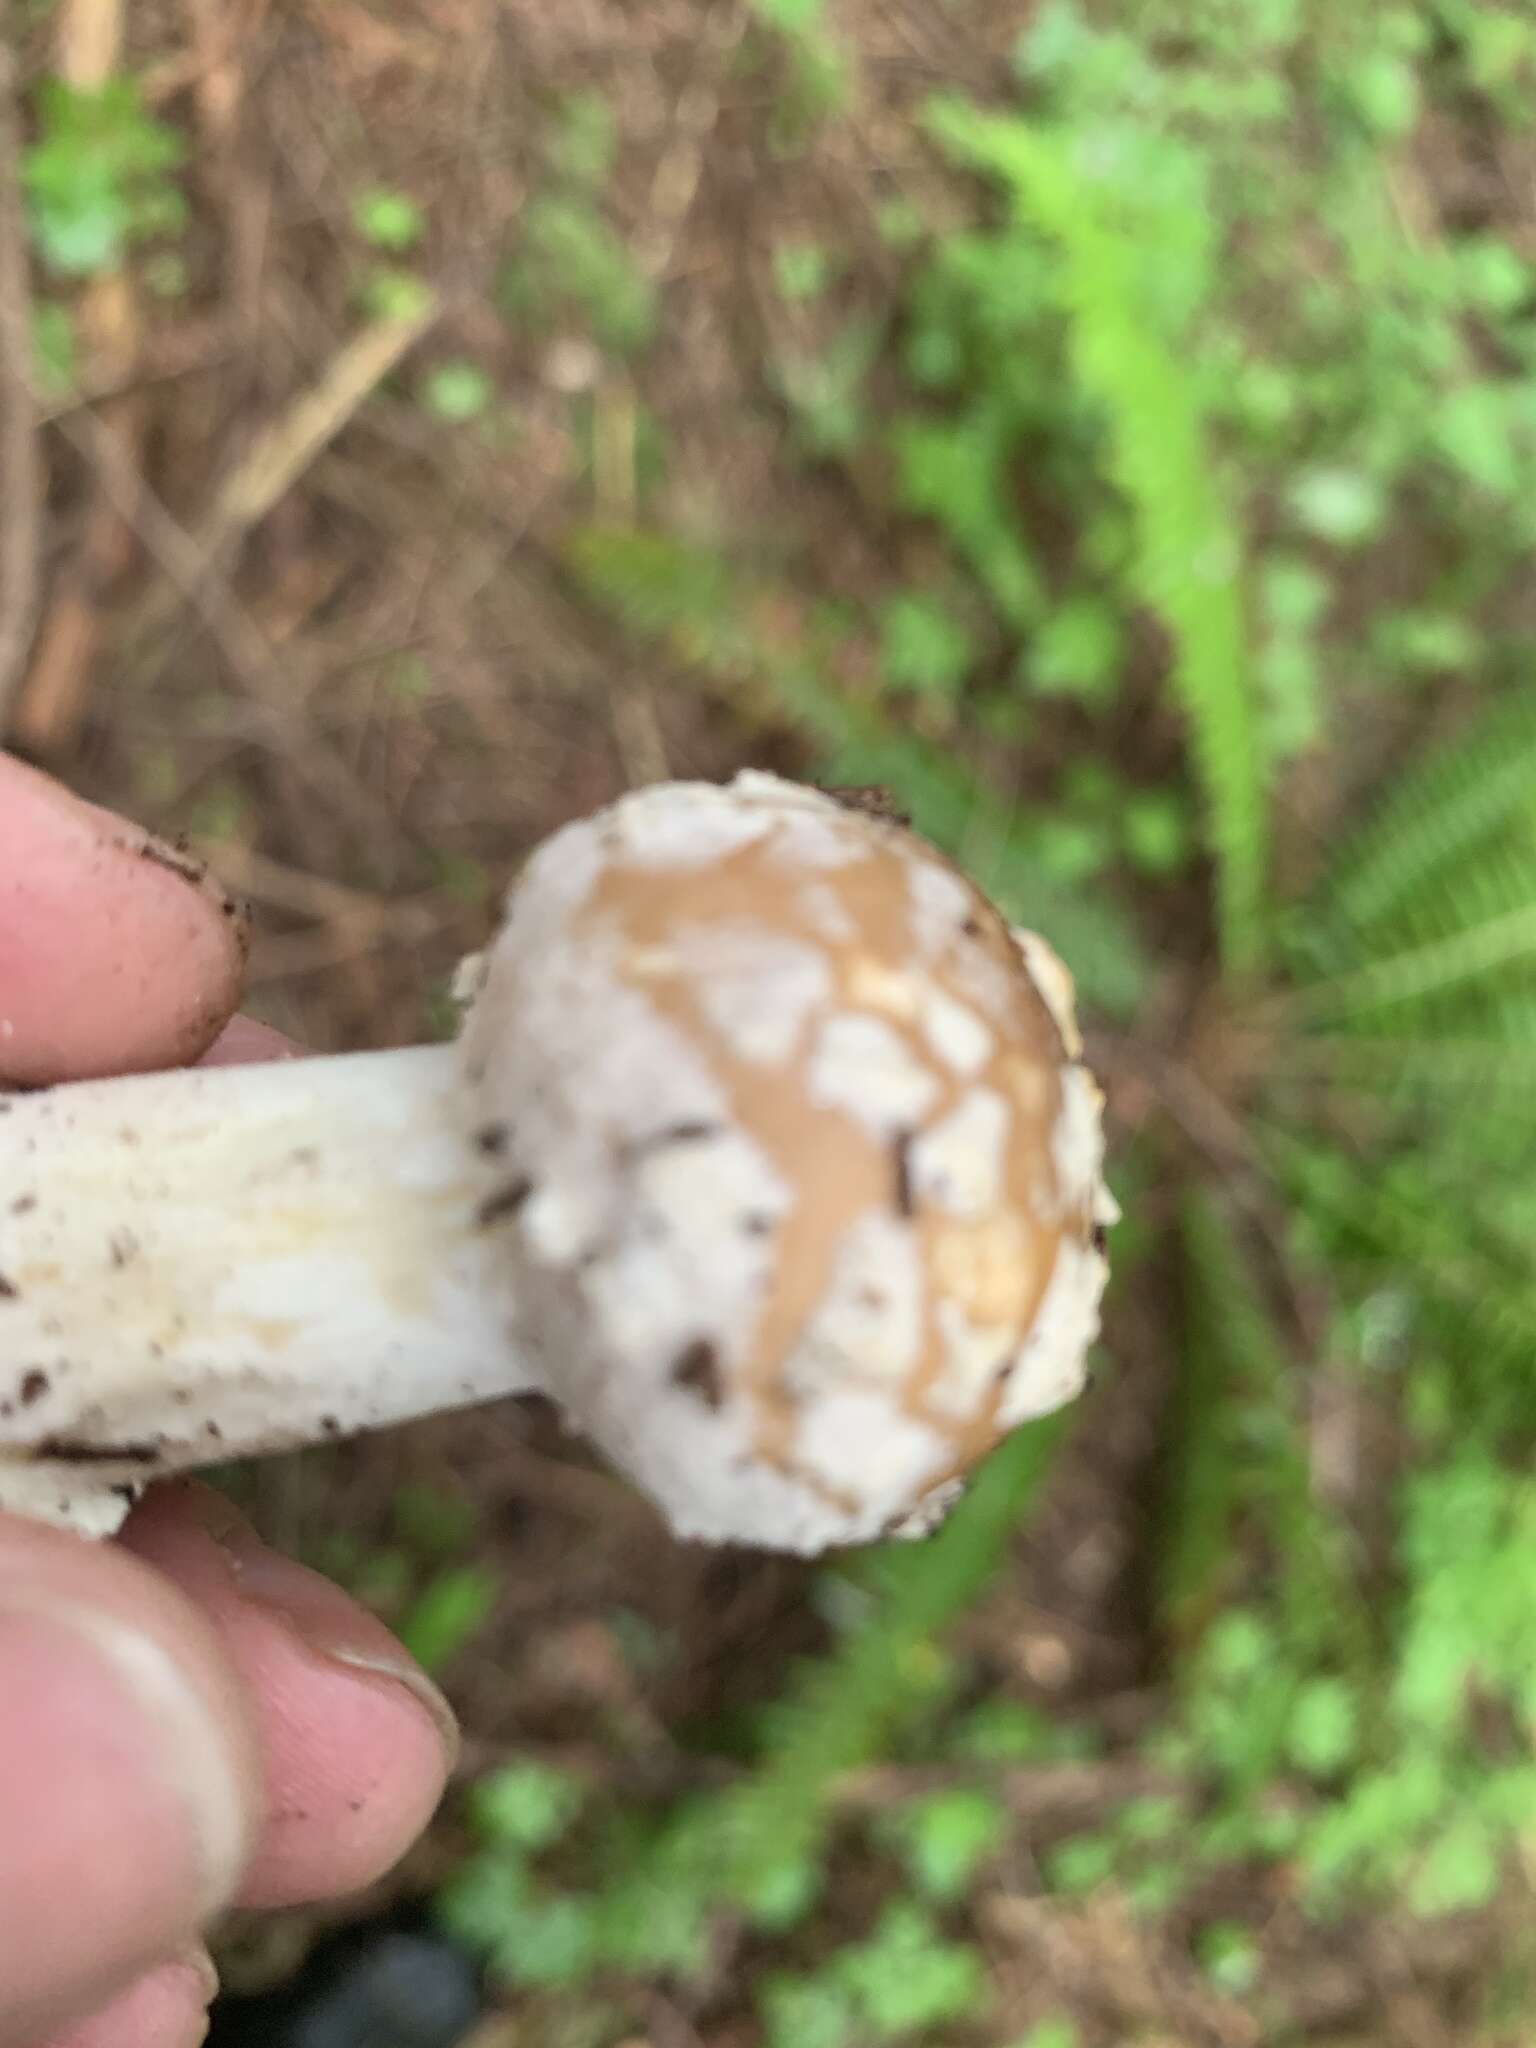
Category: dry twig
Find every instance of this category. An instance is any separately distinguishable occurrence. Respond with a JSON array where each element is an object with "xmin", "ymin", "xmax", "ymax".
[
  {"xmin": 123, "ymin": 294, "xmax": 440, "ymax": 660},
  {"xmin": 0, "ymin": 30, "xmax": 41, "ymax": 731},
  {"xmin": 56, "ymin": 405, "xmax": 398, "ymax": 844}
]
